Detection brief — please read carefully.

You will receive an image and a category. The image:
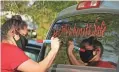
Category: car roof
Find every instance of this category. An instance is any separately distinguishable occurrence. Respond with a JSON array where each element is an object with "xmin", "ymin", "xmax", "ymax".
[{"xmin": 56, "ymin": 1, "xmax": 119, "ymax": 21}]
